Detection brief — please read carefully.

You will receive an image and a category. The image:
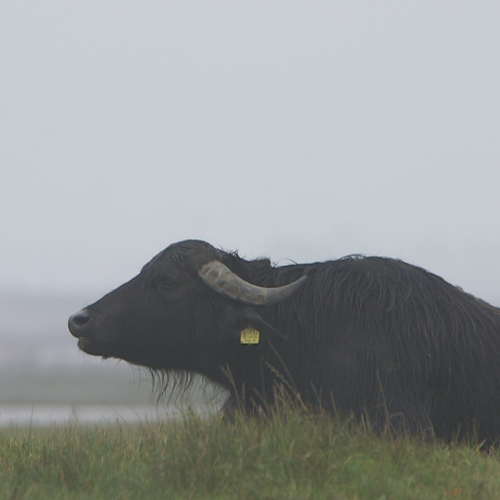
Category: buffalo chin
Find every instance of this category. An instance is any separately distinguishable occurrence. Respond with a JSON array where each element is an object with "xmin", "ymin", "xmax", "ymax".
[{"xmin": 77, "ymin": 337, "xmax": 112, "ymax": 358}]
